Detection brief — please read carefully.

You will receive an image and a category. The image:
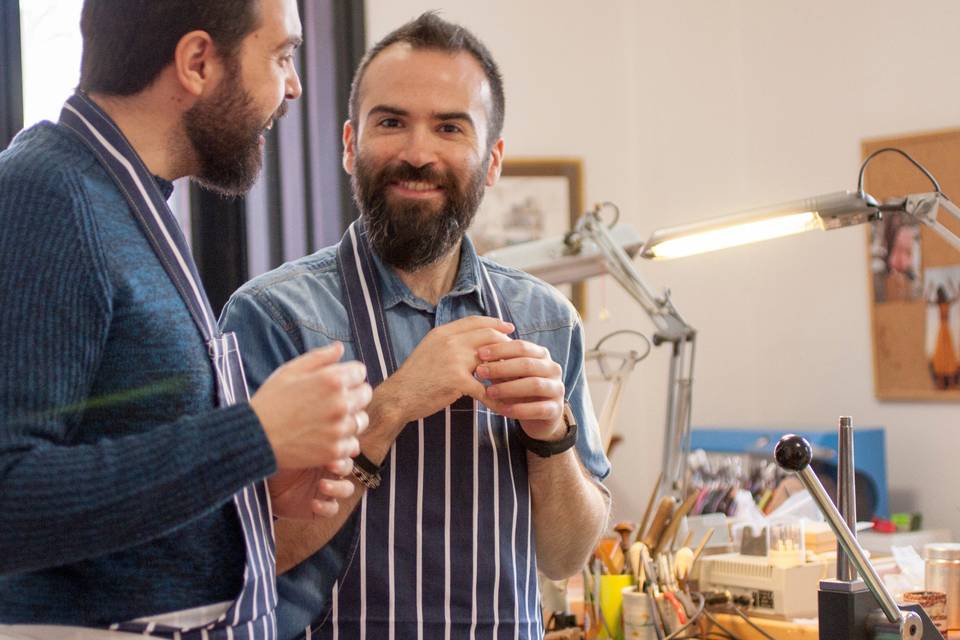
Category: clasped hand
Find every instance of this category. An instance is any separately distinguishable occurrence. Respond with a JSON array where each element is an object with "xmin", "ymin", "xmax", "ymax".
[
  {"xmin": 388, "ymin": 316, "xmax": 566, "ymax": 442},
  {"xmin": 250, "ymin": 342, "xmax": 372, "ymax": 519}
]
